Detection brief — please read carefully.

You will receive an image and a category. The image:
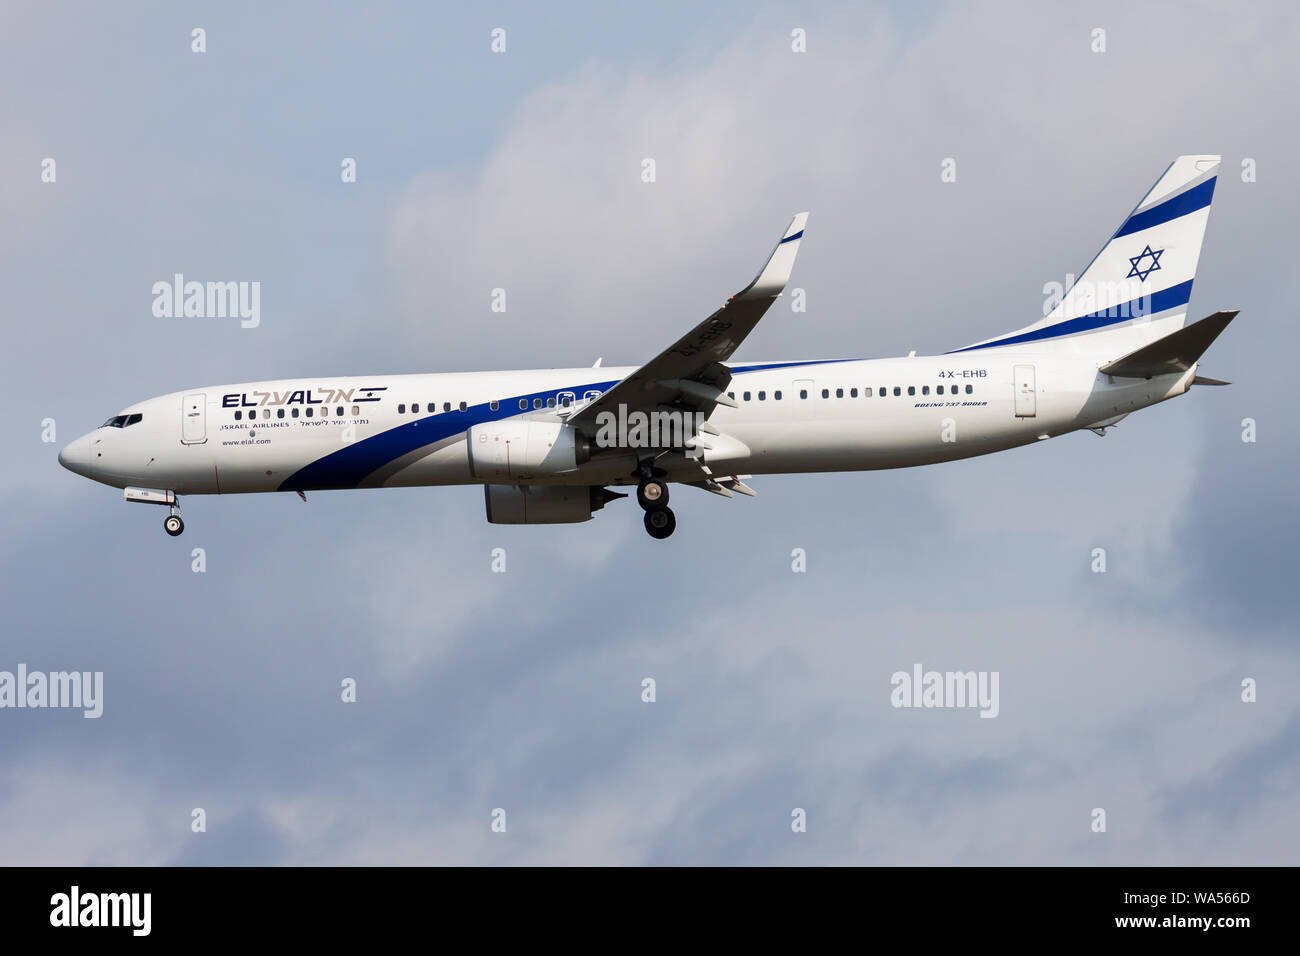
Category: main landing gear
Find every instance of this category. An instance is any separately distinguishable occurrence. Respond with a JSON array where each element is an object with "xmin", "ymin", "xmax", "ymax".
[
  {"xmin": 636, "ymin": 478, "xmax": 669, "ymax": 510},
  {"xmin": 643, "ymin": 506, "xmax": 676, "ymax": 539},
  {"xmin": 637, "ymin": 477, "xmax": 675, "ymax": 539}
]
